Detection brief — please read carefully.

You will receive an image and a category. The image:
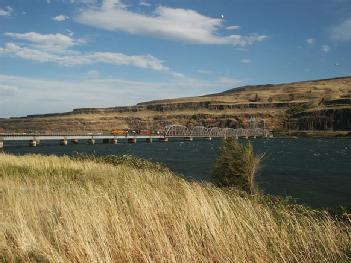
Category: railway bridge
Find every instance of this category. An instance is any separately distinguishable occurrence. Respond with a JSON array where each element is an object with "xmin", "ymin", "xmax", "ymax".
[{"xmin": 0, "ymin": 125, "xmax": 272, "ymax": 149}]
